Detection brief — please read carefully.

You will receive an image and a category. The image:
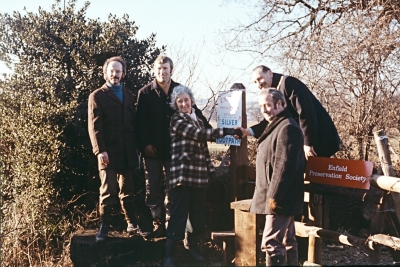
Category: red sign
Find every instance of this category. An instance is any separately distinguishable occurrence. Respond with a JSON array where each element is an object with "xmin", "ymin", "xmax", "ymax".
[{"xmin": 305, "ymin": 157, "xmax": 373, "ymax": 190}]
